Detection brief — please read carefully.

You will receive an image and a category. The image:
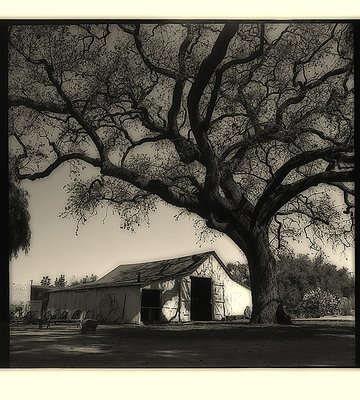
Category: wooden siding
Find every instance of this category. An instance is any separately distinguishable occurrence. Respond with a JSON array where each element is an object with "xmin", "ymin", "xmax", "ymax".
[
  {"xmin": 144, "ymin": 254, "xmax": 252, "ymax": 322},
  {"xmin": 46, "ymin": 254, "xmax": 251, "ymax": 325},
  {"xmin": 47, "ymin": 285, "xmax": 141, "ymax": 324}
]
